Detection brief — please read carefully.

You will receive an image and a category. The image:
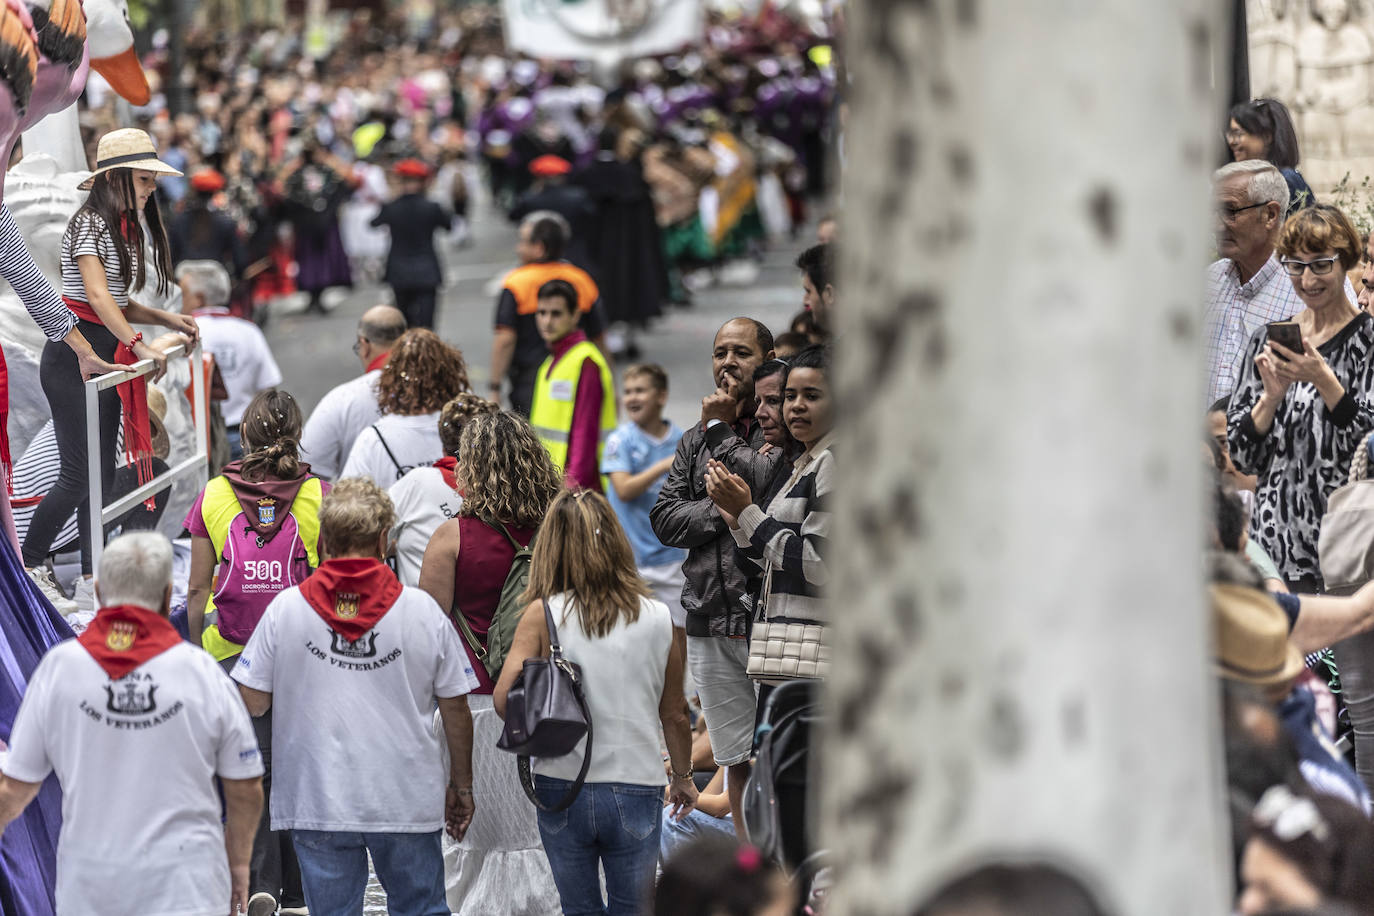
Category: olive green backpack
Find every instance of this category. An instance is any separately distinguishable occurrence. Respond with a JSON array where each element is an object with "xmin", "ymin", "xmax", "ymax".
[{"xmin": 451, "ymin": 521, "xmax": 534, "ymax": 680}]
